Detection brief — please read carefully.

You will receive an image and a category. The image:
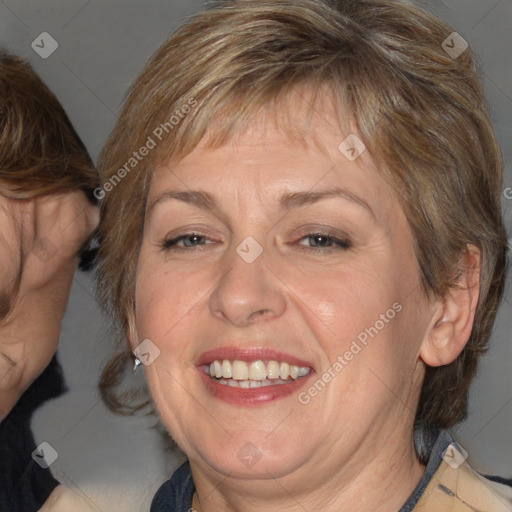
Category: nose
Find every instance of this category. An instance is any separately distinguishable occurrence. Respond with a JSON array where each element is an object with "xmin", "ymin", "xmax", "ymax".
[{"xmin": 208, "ymin": 242, "xmax": 287, "ymax": 328}]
